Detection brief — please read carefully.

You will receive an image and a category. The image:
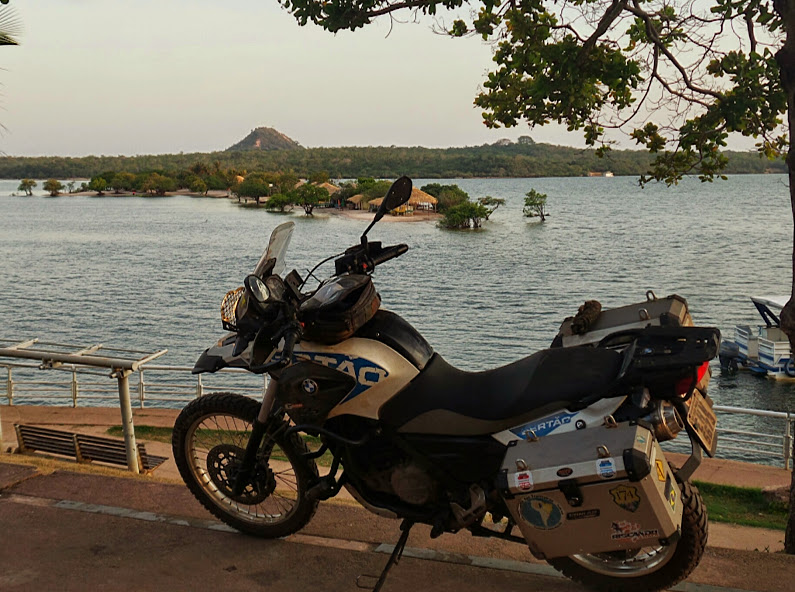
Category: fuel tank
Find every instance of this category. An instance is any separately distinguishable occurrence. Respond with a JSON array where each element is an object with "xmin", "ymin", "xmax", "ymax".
[{"xmin": 292, "ymin": 337, "xmax": 419, "ymax": 420}]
